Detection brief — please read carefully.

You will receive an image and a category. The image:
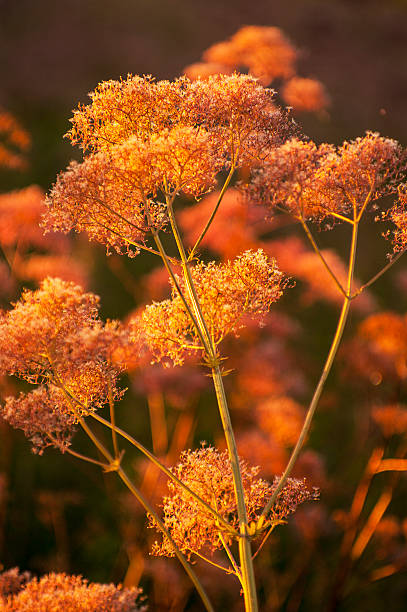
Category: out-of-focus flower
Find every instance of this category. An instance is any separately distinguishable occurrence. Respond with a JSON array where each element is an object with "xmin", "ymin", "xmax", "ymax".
[
  {"xmin": 0, "ymin": 186, "xmax": 69, "ymax": 253},
  {"xmin": 183, "ymin": 62, "xmax": 233, "ymax": 81},
  {"xmin": 342, "ymin": 311, "xmax": 407, "ymax": 384},
  {"xmin": 282, "ymin": 77, "xmax": 329, "ymax": 112},
  {"xmin": 150, "ymin": 445, "xmax": 317, "ymax": 558},
  {"xmin": 198, "ymin": 26, "xmax": 297, "ymax": 86},
  {"xmin": 255, "ymin": 395, "xmax": 304, "ymax": 448},
  {"xmin": 371, "ymin": 404, "xmax": 407, "ymax": 438},
  {"xmin": 15, "ymin": 255, "xmax": 88, "ymax": 288},
  {"xmin": 137, "ymin": 249, "xmax": 286, "ymax": 366},
  {"xmin": 384, "ymin": 185, "xmax": 407, "ymax": 254},
  {"xmin": 1, "ymin": 572, "xmax": 146, "ymax": 611},
  {"xmin": 263, "ymin": 237, "xmax": 374, "ymax": 313},
  {"xmin": 179, "ymin": 188, "xmax": 267, "ymax": 258},
  {"xmin": 0, "ymin": 110, "xmax": 31, "ymax": 170}
]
